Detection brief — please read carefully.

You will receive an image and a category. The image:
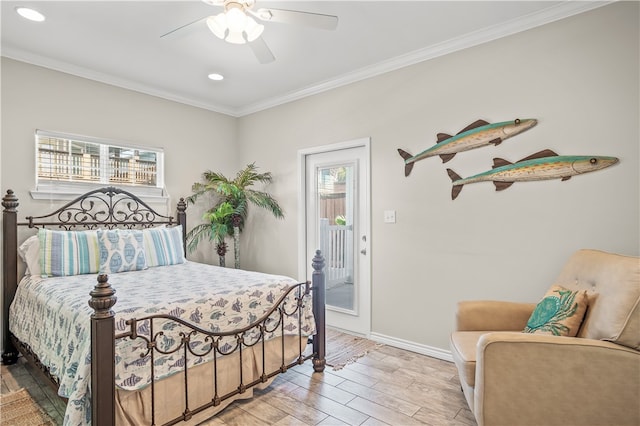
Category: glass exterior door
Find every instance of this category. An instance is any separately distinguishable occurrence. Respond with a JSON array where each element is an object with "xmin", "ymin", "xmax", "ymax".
[
  {"xmin": 317, "ymin": 163, "xmax": 356, "ymax": 311},
  {"xmin": 303, "ymin": 141, "xmax": 370, "ymax": 336}
]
